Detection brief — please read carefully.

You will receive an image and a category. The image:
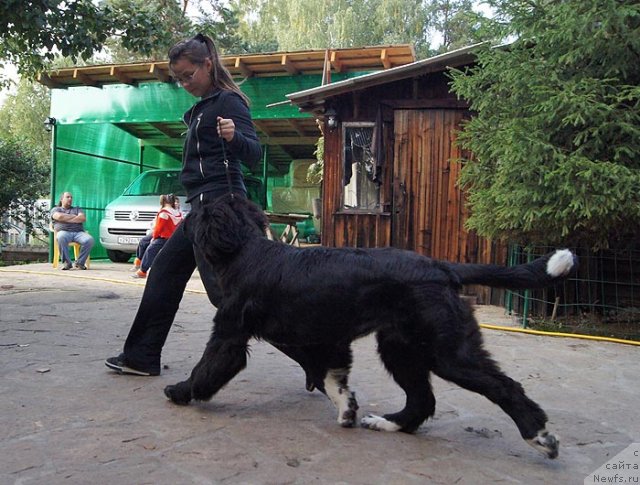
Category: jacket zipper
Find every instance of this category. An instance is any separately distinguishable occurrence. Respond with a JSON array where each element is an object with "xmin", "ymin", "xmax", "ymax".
[
  {"xmin": 195, "ymin": 113, "xmax": 204, "ymax": 178},
  {"xmin": 182, "ymin": 105, "xmax": 197, "ymax": 168}
]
